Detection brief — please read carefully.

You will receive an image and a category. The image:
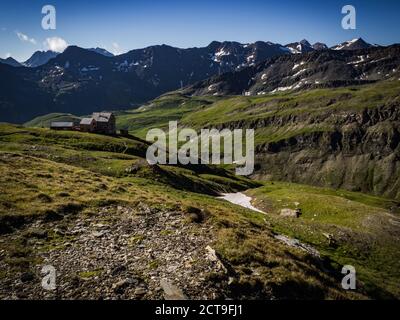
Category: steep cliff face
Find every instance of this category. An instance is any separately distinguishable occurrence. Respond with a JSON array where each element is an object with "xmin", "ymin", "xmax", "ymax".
[
  {"xmin": 251, "ymin": 103, "xmax": 400, "ymax": 200},
  {"xmin": 204, "ymin": 100, "xmax": 400, "ymax": 199}
]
